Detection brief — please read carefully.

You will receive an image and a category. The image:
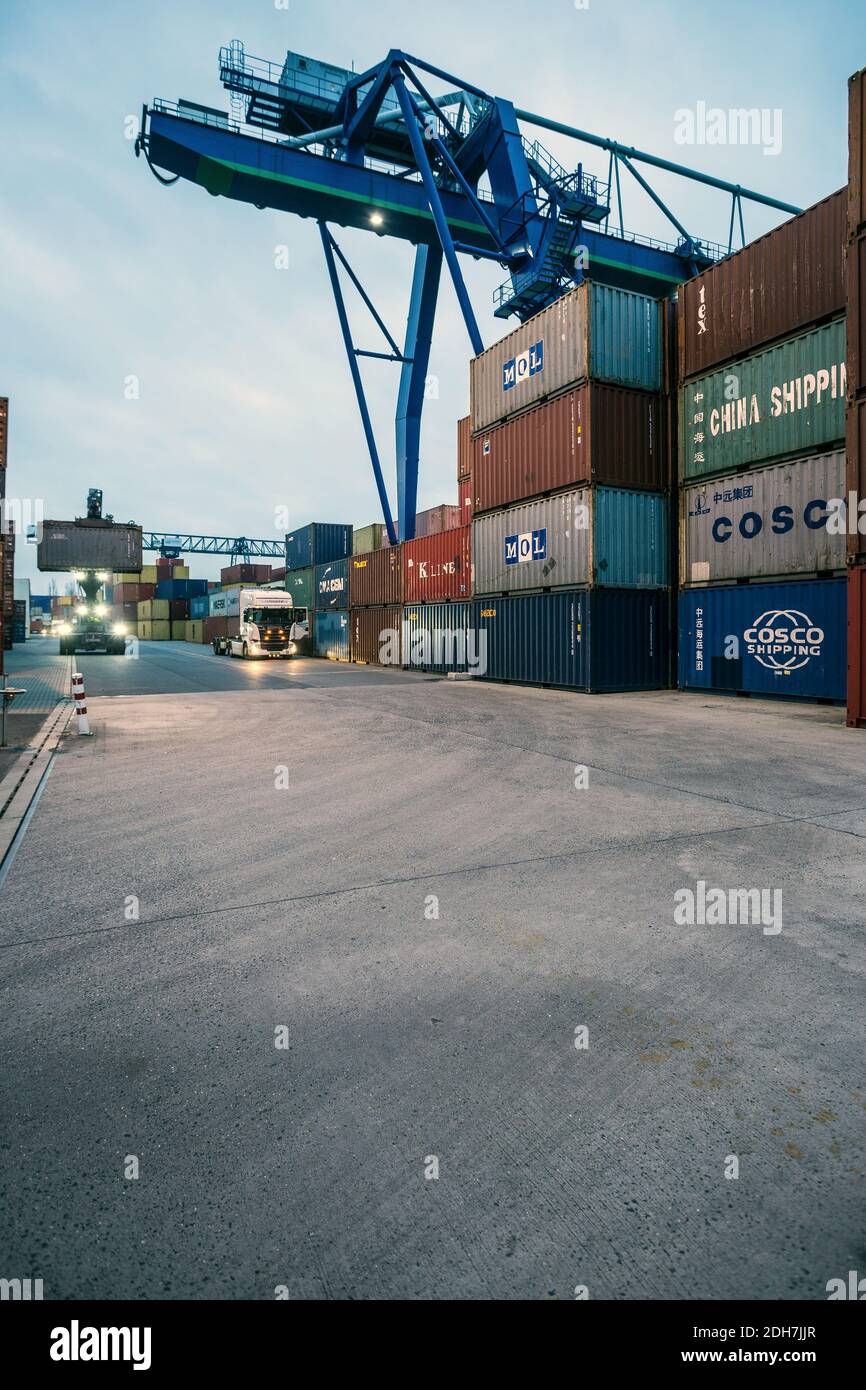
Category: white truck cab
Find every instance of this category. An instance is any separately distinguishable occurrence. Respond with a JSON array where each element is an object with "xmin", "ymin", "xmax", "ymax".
[{"xmin": 212, "ymin": 588, "xmax": 310, "ymax": 659}]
